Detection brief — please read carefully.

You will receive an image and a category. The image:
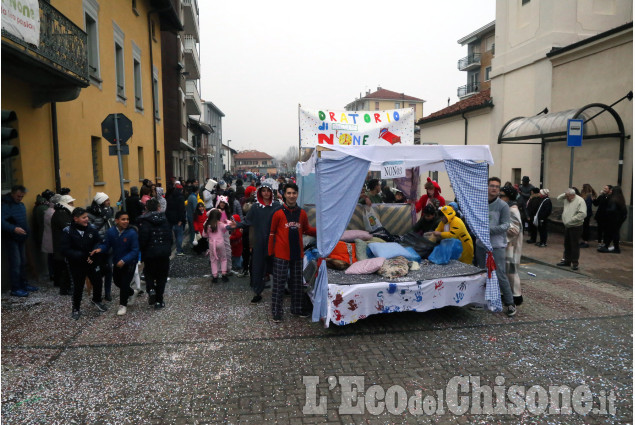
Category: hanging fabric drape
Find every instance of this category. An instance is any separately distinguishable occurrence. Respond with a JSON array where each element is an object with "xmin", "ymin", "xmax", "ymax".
[
  {"xmin": 394, "ymin": 167, "xmax": 420, "ymax": 225},
  {"xmin": 312, "ymin": 154, "xmax": 371, "ymax": 322},
  {"xmin": 444, "ymin": 159, "xmax": 502, "ymax": 312}
]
